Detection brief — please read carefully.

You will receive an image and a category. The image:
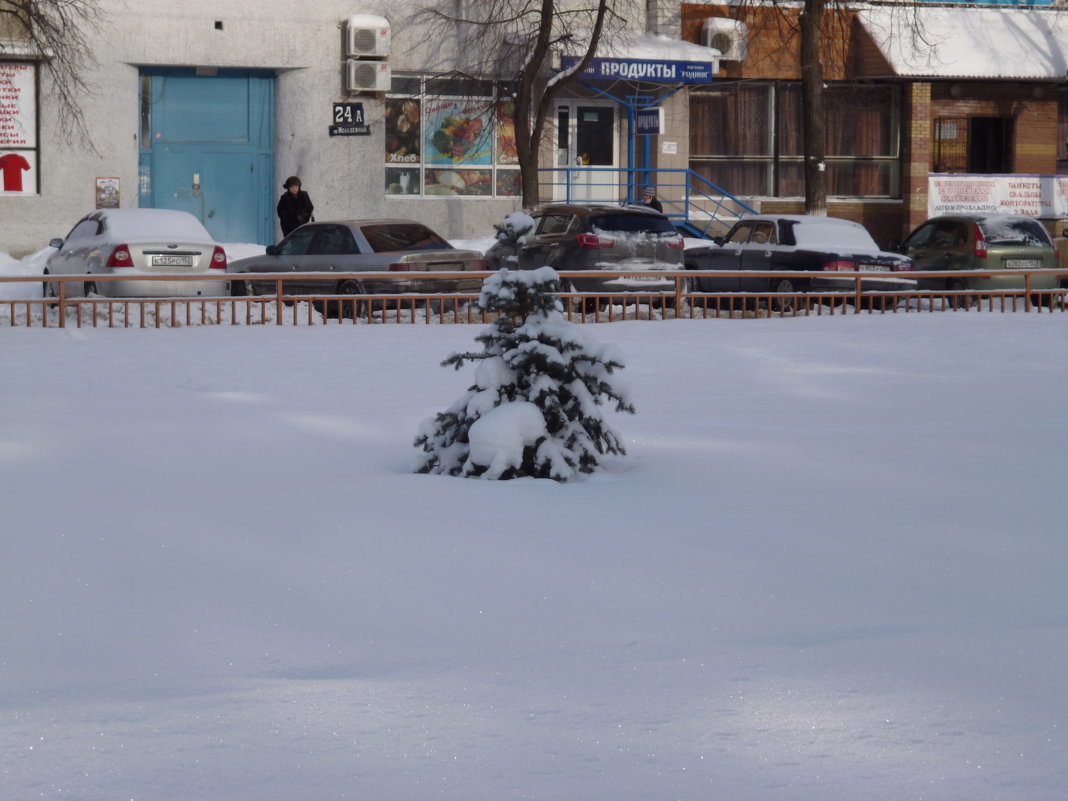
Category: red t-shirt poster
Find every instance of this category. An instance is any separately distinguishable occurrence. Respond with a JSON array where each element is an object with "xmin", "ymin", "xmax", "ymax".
[{"xmin": 0, "ymin": 152, "xmax": 31, "ymax": 192}]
